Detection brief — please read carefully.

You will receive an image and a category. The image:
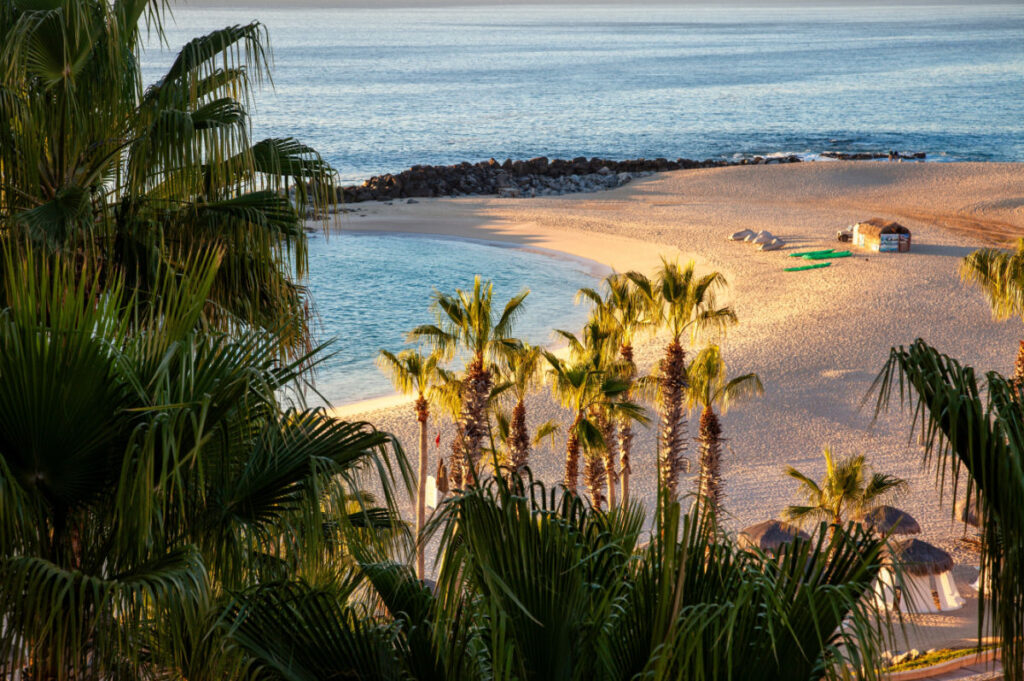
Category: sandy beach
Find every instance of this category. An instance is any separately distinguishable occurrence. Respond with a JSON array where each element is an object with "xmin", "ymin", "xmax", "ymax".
[{"xmin": 326, "ymin": 161, "xmax": 1022, "ymax": 649}]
